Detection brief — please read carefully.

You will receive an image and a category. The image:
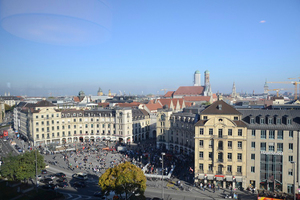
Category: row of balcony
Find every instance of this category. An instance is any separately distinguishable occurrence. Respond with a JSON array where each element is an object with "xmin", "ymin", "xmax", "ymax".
[{"xmin": 198, "ymin": 170, "xmax": 243, "ymax": 176}]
